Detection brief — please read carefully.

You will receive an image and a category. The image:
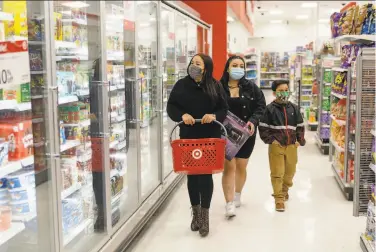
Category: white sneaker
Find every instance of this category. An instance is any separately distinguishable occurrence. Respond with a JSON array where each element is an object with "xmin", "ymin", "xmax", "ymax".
[
  {"xmin": 234, "ymin": 192, "xmax": 241, "ymax": 208},
  {"xmin": 225, "ymin": 202, "xmax": 236, "ymax": 217}
]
